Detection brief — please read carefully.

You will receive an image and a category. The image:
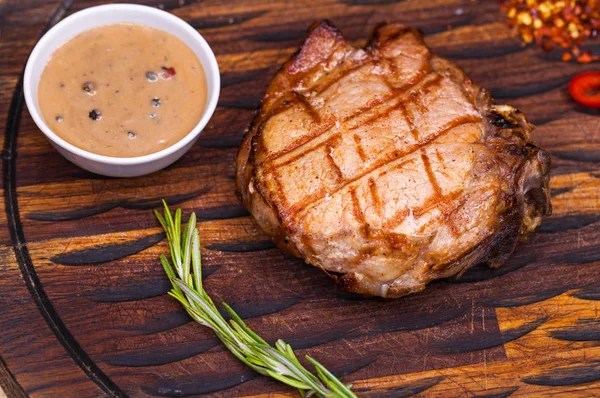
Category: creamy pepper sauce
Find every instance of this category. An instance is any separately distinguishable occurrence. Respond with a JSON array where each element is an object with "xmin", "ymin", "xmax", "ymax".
[{"xmin": 38, "ymin": 24, "xmax": 207, "ymax": 157}]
